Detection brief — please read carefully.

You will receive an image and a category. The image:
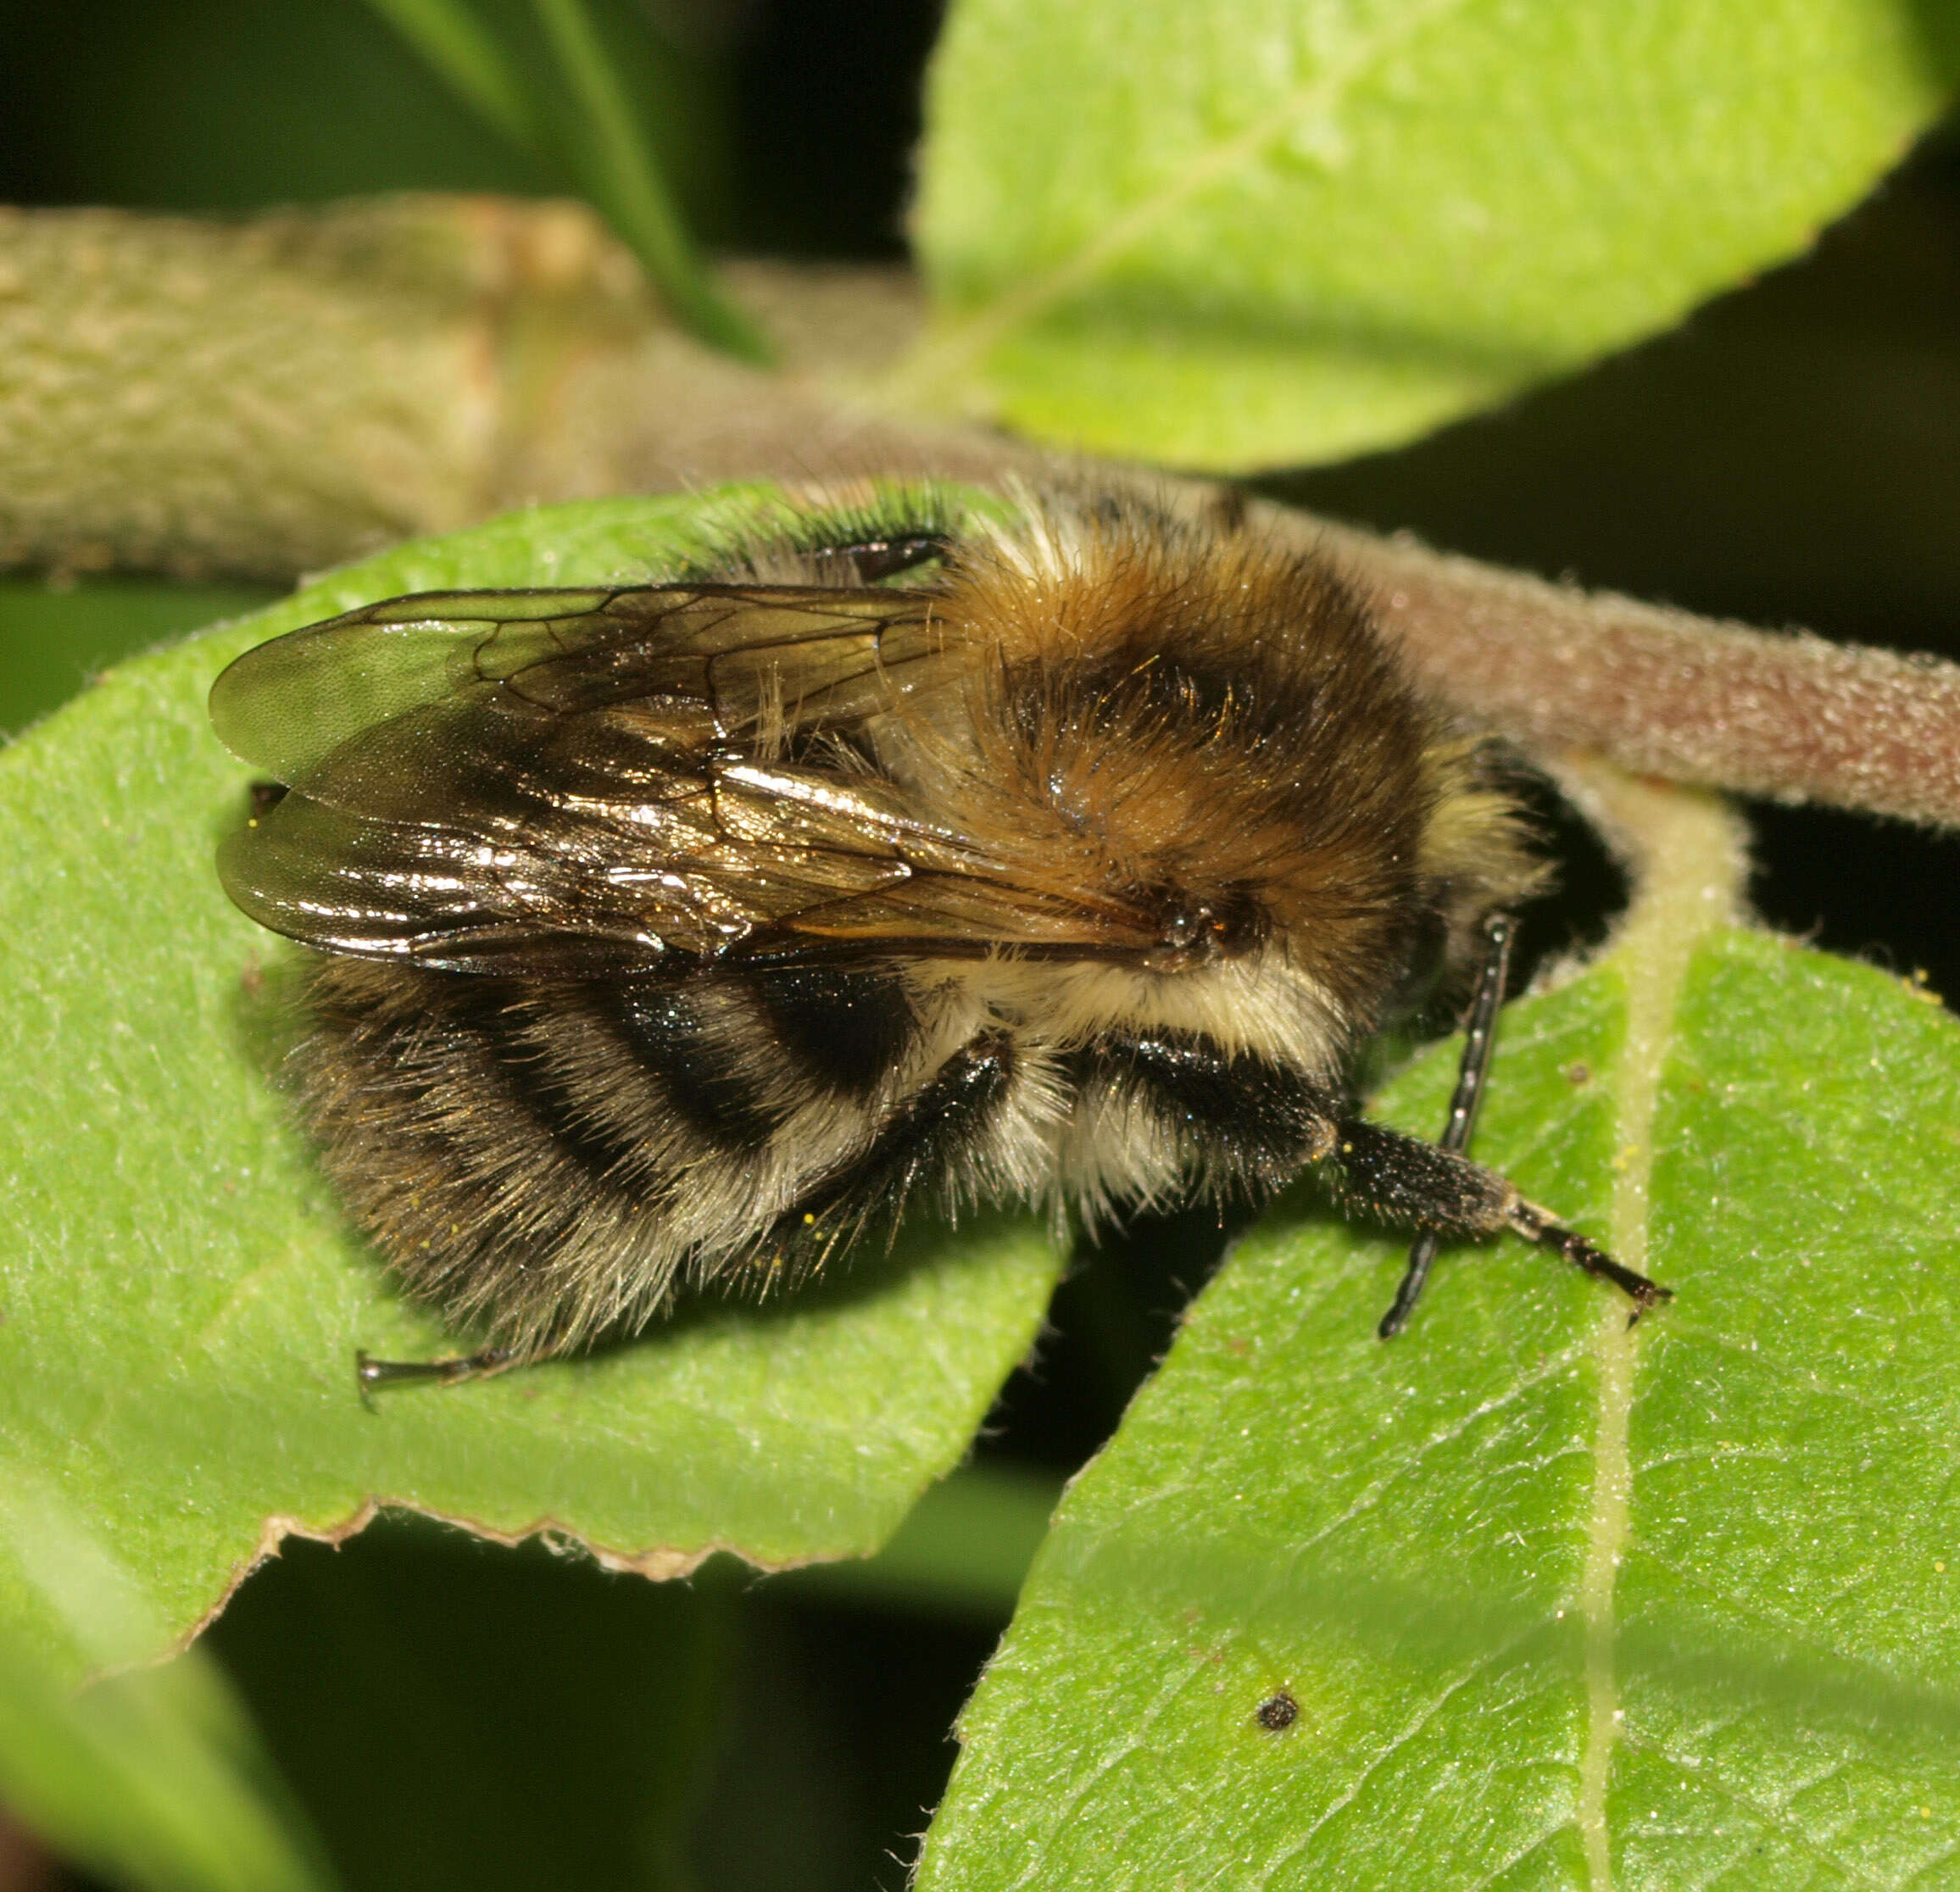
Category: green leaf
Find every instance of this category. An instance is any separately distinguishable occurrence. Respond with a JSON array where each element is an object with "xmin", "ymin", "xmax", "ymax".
[
  {"xmin": 526, "ymin": 0, "xmax": 772, "ymax": 362},
  {"xmin": 0, "ymin": 1491, "xmax": 337, "ymax": 1892},
  {"xmin": 777, "ymin": 1461, "xmax": 1063, "ymax": 1623},
  {"xmin": 0, "ymin": 577, "xmax": 278, "ymax": 739},
  {"xmin": 907, "ymin": 0, "xmax": 1954, "ymax": 470},
  {"xmin": 363, "ymin": 0, "xmax": 769, "ymax": 361},
  {"xmin": 361, "ymin": 0, "xmax": 549, "ymax": 153},
  {"xmin": 918, "ymin": 932, "xmax": 1960, "ymax": 1889},
  {"xmin": 0, "ymin": 486, "xmax": 1064, "ymax": 1676}
]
